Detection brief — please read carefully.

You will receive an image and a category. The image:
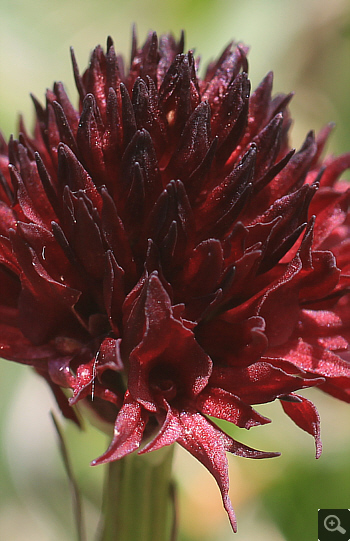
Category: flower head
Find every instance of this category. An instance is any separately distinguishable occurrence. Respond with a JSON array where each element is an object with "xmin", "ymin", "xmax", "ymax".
[{"xmin": 1, "ymin": 30, "xmax": 350, "ymax": 531}]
